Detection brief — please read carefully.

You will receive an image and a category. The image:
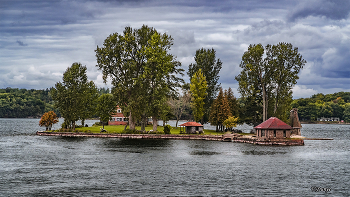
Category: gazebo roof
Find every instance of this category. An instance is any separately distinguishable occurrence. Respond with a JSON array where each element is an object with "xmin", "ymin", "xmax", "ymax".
[
  {"xmin": 254, "ymin": 117, "xmax": 292, "ymax": 130},
  {"xmin": 179, "ymin": 122, "xmax": 203, "ymax": 127}
]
